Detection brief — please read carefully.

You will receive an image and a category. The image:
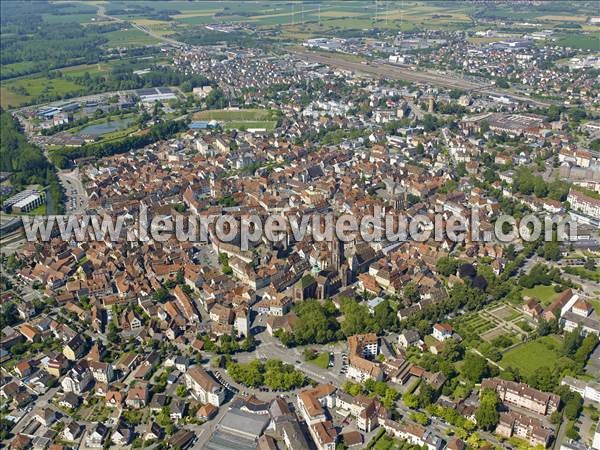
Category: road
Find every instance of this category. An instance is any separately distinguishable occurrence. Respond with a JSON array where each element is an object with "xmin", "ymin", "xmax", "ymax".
[
  {"xmin": 240, "ymin": 313, "xmax": 347, "ymax": 387},
  {"xmin": 59, "ymin": 168, "xmax": 88, "ymax": 214},
  {"xmin": 294, "ymin": 49, "xmax": 555, "ymax": 107},
  {"xmin": 0, "ymin": 230, "xmax": 26, "ymax": 256}
]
